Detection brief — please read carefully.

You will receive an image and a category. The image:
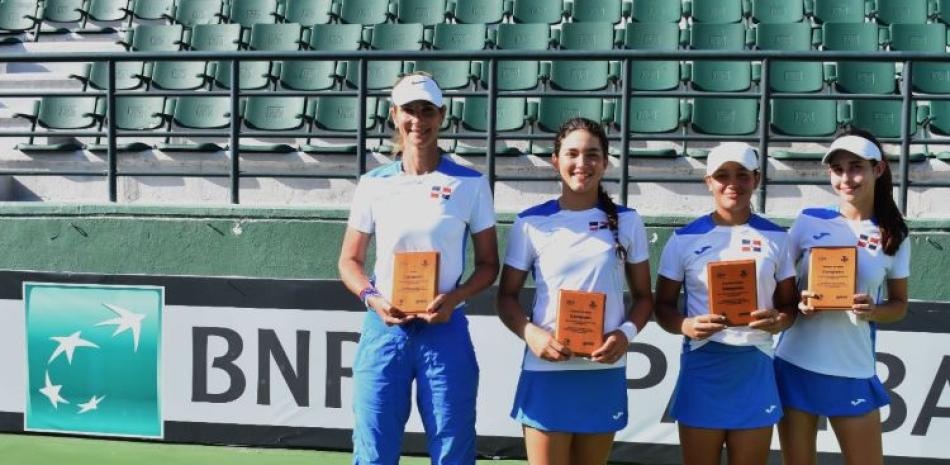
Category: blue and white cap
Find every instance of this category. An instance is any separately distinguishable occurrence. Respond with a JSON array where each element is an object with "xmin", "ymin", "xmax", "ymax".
[
  {"xmin": 391, "ymin": 74, "xmax": 443, "ymax": 107},
  {"xmin": 822, "ymin": 135, "xmax": 882, "ymax": 164}
]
